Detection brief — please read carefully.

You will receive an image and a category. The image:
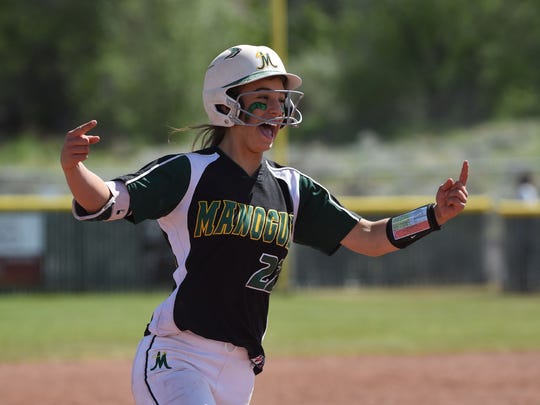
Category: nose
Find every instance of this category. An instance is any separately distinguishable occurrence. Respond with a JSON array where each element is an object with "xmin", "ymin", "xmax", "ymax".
[{"xmin": 266, "ymin": 98, "xmax": 283, "ymax": 117}]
